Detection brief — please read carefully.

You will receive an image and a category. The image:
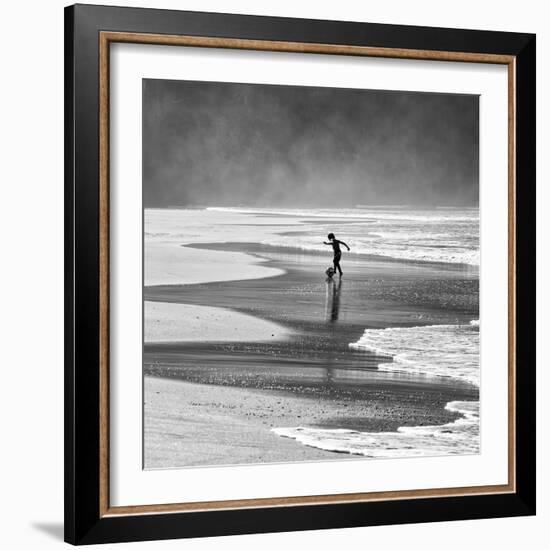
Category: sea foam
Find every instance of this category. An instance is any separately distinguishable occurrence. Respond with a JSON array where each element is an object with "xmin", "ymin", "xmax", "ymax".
[
  {"xmin": 274, "ymin": 321, "xmax": 480, "ymax": 458},
  {"xmin": 349, "ymin": 322, "xmax": 480, "ymax": 386},
  {"xmin": 272, "ymin": 400, "xmax": 479, "ymax": 458},
  {"xmin": 208, "ymin": 206, "xmax": 479, "ymax": 266}
]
